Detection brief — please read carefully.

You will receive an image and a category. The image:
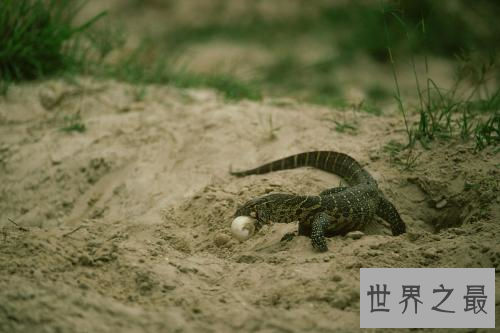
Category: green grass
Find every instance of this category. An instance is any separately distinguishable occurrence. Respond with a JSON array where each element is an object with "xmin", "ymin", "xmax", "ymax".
[
  {"xmin": 203, "ymin": 75, "xmax": 261, "ymax": 101},
  {"xmin": 0, "ymin": 0, "xmax": 104, "ymax": 82},
  {"xmin": 162, "ymin": 1, "xmax": 499, "ymax": 62},
  {"xmin": 322, "ymin": 106, "xmax": 360, "ymax": 135},
  {"xmin": 409, "ymin": 55, "xmax": 499, "ymax": 151},
  {"xmin": 366, "ymin": 84, "xmax": 392, "ymax": 101},
  {"xmin": 101, "ymin": 52, "xmax": 261, "ymax": 101},
  {"xmin": 157, "ymin": 1, "xmax": 500, "ymax": 109},
  {"xmin": 2, "ymin": 0, "xmax": 498, "ymax": 110},
  {"xmin": 0, "ymin": 0, "xmax": 260, "ymax": 101},
  {"xmin": 474, "ymin": 113, "xmax": 500, "ymax": 151},
  {"xmin": 324, "ymin": 1, "xmax": 499, "ymax": 62},
  {"xmin": 383, "ymin": 140, "xmax": 420, "ymax": 170},
  {"xmin": 61, "ymin": 122, "xmax": 86, "ymax": 133},
  {"xmin": 163, "ymin": 17, "xmax": 324, "ymax": 49},
  {"xmin": 259, "ymin": 54, "xmax": 350, "ymax": 108},
  {"xmin": 60, "ymin": 113, "xmax": 86, "ymax": 133},
  {"xmin": 162, "ymin": 1, "xmax": 498, "ymax": 107},
  {"xmin": 384, "ymin": 7, "xmax": 499, "ymax": 152},
  {"xmin": 333, "ymin": 120, "xmax": 358, "ymax": 134}
]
